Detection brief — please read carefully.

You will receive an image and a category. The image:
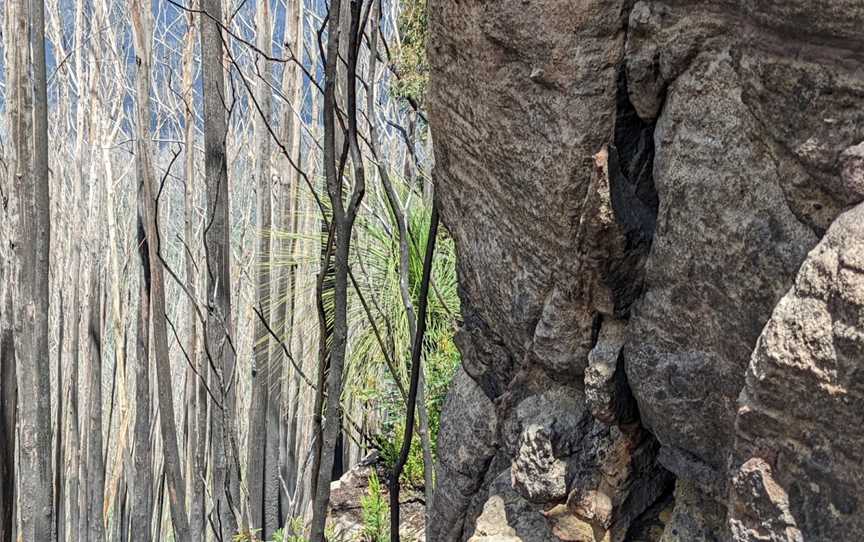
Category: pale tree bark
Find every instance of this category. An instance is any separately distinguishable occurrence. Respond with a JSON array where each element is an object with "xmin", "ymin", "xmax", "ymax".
[
  {"xmin": 247, "ymin": 0, "xmax": 281, "ymax": 535},
  {"xmin": 200, "ymin": 0, "xmax": 242, "ymax": 536},
  {"xmin": 85, "ymin": 265, "xmax": 105, "ymax": 542},
  {"xmin": 132, "ymin": 200, "xmax": 154, "ymax": 541},
  {"xmin": 69, "ymin": 0, "xmax": 89, "ymax": 537},
  {"xmin": 181, "ymin": 8, "xmax": 207, "ymax": 541},
  {"xmin": 79, "ymin": 30, "xmax": 104, "ymax": 542},
  {"xmin": 1, "ymin": 12, "xmax": 19, "ymax": 541},
  {"xmin": 101, "ymin": 81, "xmax": 131, "ymax": 541},
  {"xmin": 9, "ymin": 0, "xmax": 55, "ymax": 536},
  {"xmin": 109, "ymin": 477, "xmax": 127, "ymax": 542},
  {"xmin": 68, "ymin": 259, "xmax": 82, "ymax": 542},
  {"xmin": 129, "ymin": 0, "xmax": 192, "ymax": 538},
  {"xmin": 274, "ymin": 0, "xmax": 306, "ymax": 522}
]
